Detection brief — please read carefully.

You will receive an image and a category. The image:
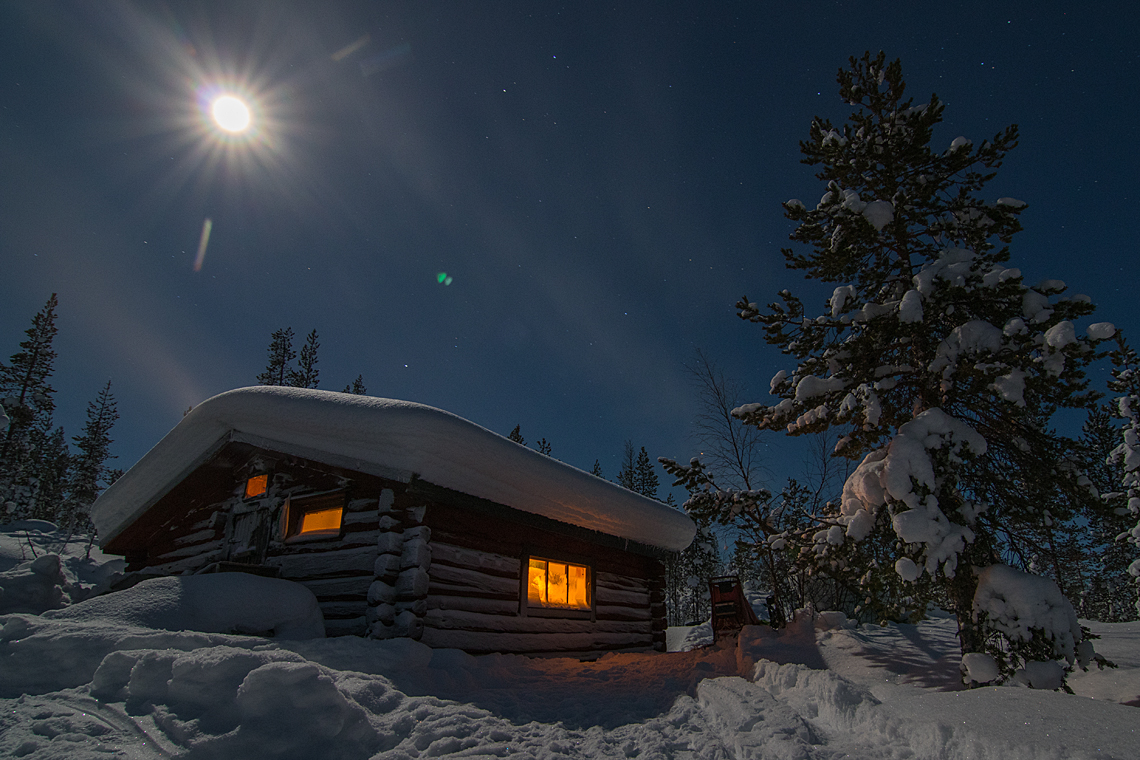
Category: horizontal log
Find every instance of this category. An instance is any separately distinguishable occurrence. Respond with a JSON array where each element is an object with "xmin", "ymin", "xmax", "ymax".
[
  {"xmin": 427, "ymin": 594, "xmax": 519, "ymax": 616},
  {"xmin": 157, "ymin": 539, "xmax": 223, "ymax": 561},
  {"xmin": 268, "ymin": 545, "xmax": 377, "ymax": 578},
  {"xmin": 426, "ymin": 581, "xmax": 519, "ymax": 602},
  {"xmin": 430, "ymin": 542, "xmax": 519, "ymax": 577},
  {"xmin": 594, "ymin": 604, "xmax": 653, "ymax": 622},
  {"xmin": 423, "ymin": 609, "xmax": 651, "ymax": 635},
  {"xmin": 594, "ymin": 587, "xmax": 649, "ymax": 608},
  {"xmin": 595, "ymin": 572, "xmax": 649, "ymax": 593},
  {"xmin": 428, "ymin": 563, "xmax": 519, "ymax": 596},
  {"xmin": 148, "ymin": 550, "xmax": 222, "ymax": 575},
  {"xmin": 419, "ymin": 628, "xmax": 654, "ymax": 654},
  {"xmin": 298, "ymin": 575, "xmax": 372, "ymax": 597},
  {"xmin": 173, "ymin": 529, "xmax": 218, "ymax": 546},
  {"xmin": 319, "ymin": 600, "xmax": 369, "ymax": 618}
]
